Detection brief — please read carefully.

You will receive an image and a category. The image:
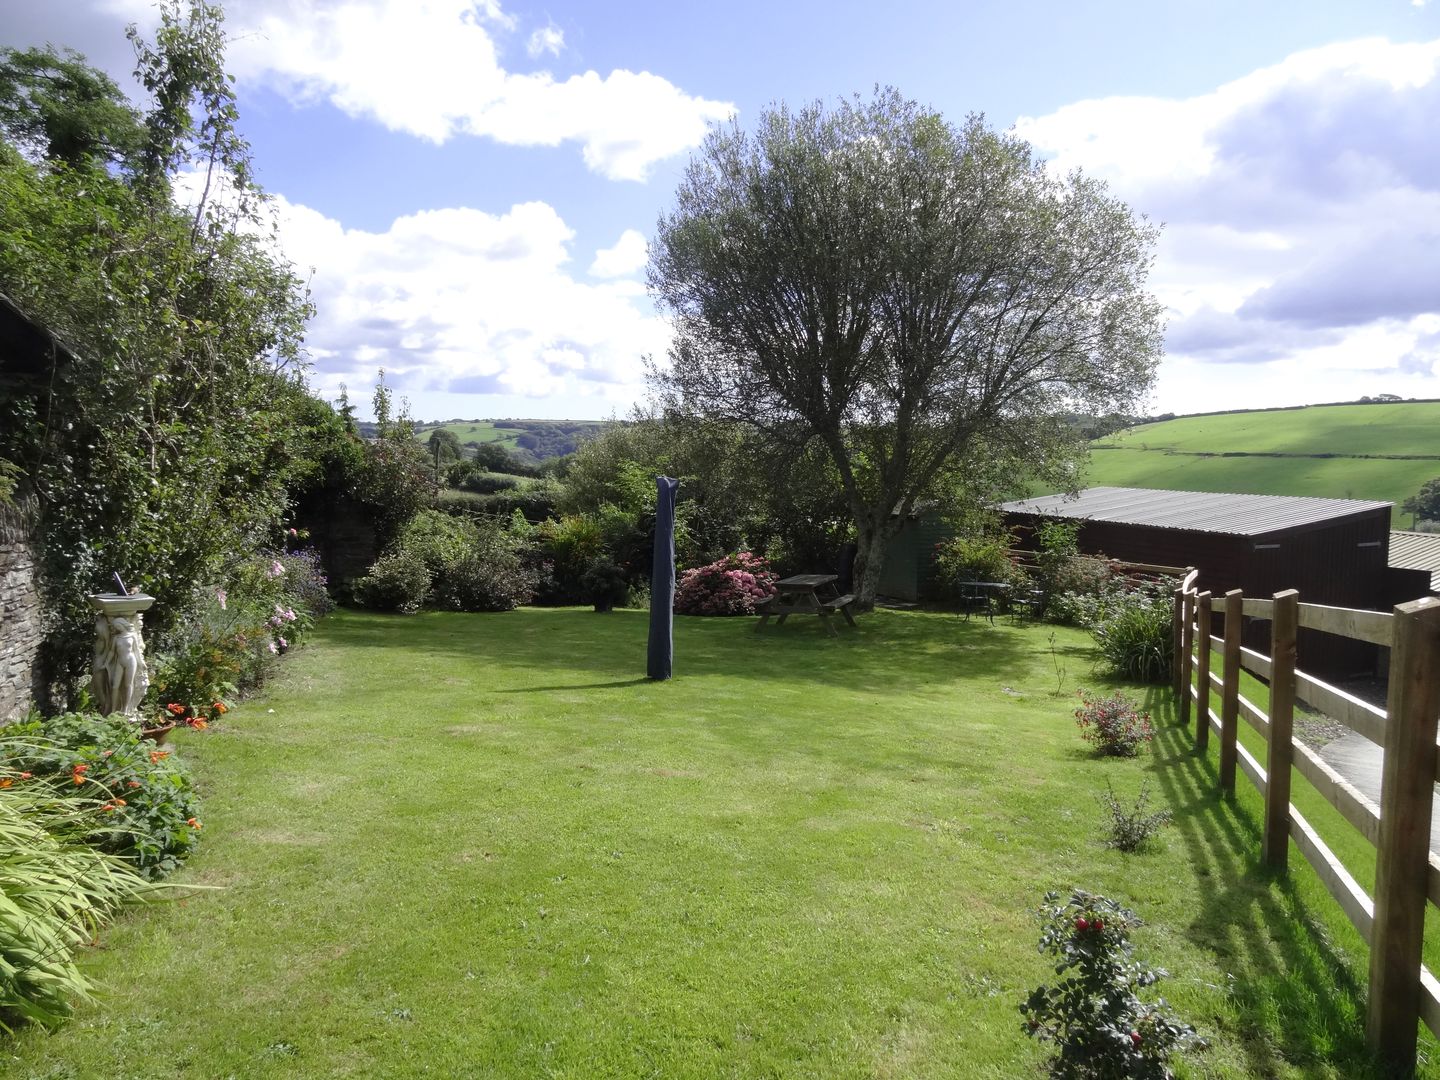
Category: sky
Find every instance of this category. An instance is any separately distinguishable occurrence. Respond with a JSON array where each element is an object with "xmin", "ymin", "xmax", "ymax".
[{"xmin": 3, "ymin": 0, "xmax": 1439, "ymax": 422}]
